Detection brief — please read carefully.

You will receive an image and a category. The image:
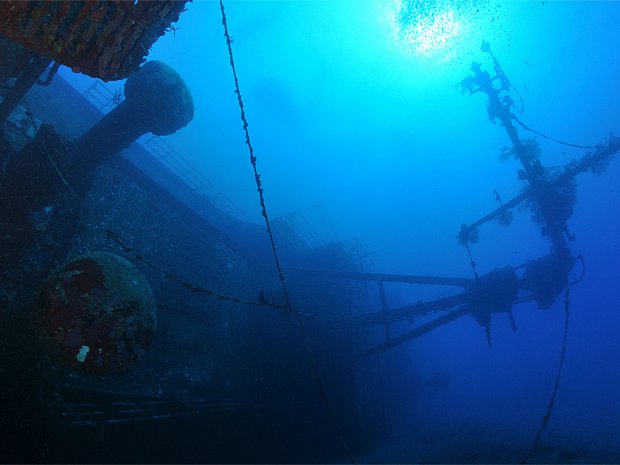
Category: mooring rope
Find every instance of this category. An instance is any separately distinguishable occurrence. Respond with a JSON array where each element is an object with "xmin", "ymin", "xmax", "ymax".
[
  {"xmin": 522, "ymin": 286, "xmax": 571, "ymax": 464},
  {"xmin": 218, "ymin": 2, "xmax": 355, "ymax": 462}
]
